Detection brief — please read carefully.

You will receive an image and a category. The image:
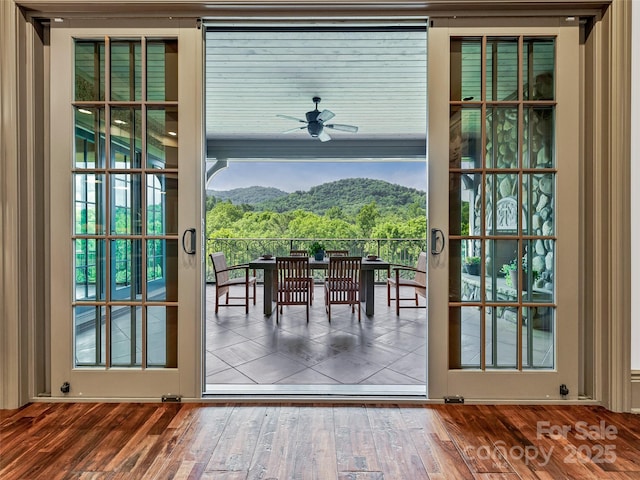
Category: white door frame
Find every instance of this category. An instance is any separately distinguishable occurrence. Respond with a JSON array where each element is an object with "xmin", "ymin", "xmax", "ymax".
[{"xmin": 49, "ymin": 20, "xmax": 203, "ymax": 400}]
